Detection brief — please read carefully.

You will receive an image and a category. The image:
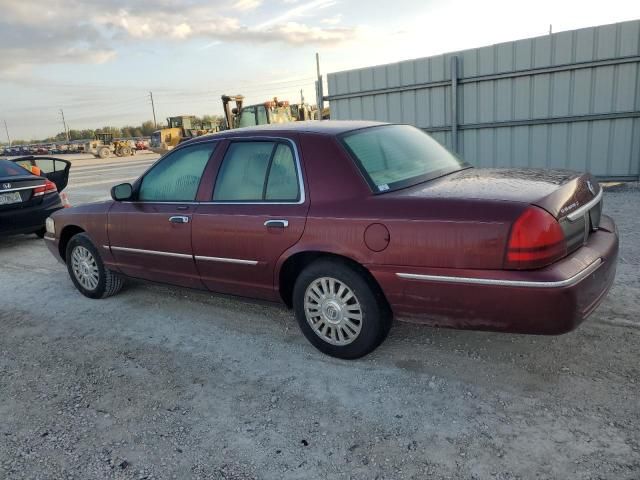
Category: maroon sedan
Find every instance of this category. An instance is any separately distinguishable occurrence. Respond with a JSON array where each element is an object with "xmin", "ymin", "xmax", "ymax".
[{"xmin": 43, "ymin": 121, "xmax": 618, "ymax": 358}]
